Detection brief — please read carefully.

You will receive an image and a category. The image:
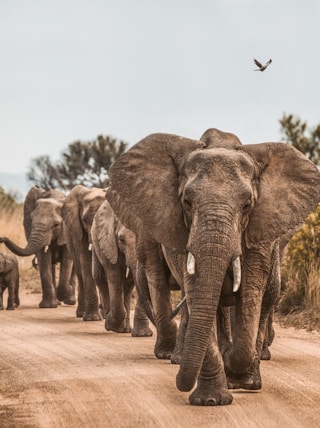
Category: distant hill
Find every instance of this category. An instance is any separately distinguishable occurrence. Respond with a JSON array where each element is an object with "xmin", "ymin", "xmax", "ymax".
[{"xmin": 0, "ymin": 172, "xmax": 31, "ymax": 202}]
